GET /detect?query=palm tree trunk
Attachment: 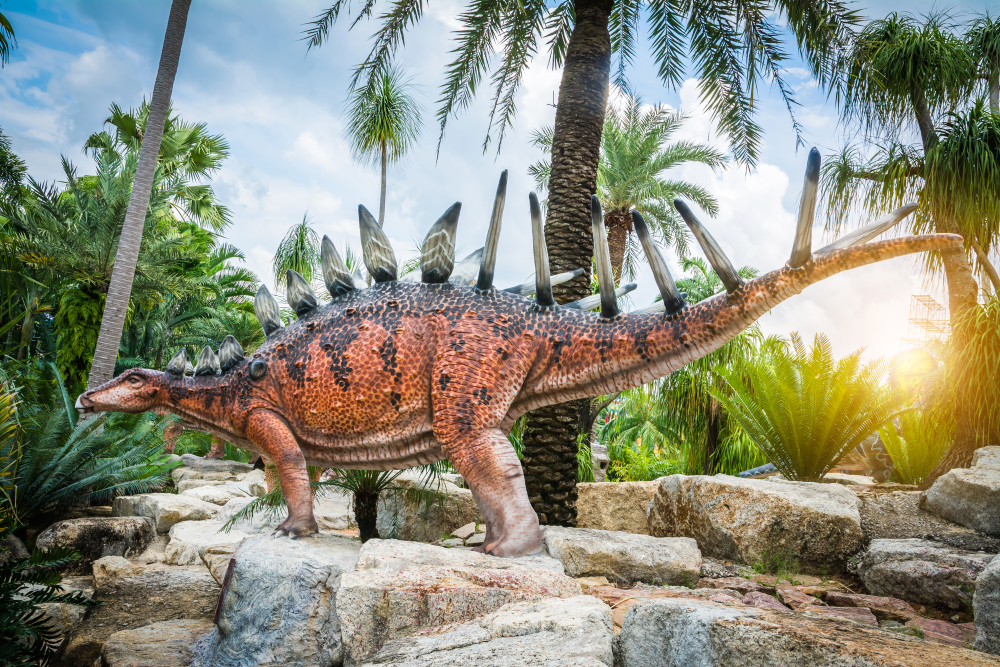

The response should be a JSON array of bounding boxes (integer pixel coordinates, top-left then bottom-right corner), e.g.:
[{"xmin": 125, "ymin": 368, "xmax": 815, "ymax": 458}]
[
  {"xmin": 605, "ymin": 208, "xmax": 631, "ymax": 283},
  {"xmin": 520, "ymin": 0, "xmax": 612, "ymax": 527},
  {"xmin": 703, "ymin": 402, "xmax": 720, "ymax": 476},
  {"xmin": 83, "ymin": 0, "xmax": 192, "ymax": 393},
  {"xmin": 990, "ymin": 77, "xmax": 999, "ymax": 114},
  {"xmin": 379, "ymin": 137, "xmax": 387, "ymax": 228},
  {"xmin": 354, "ymin": 490, "xmax": 380, "ymax": 542},
  {"xmin": 972, "ymin": 237, "xmax": 1000, "ymax": 293}
]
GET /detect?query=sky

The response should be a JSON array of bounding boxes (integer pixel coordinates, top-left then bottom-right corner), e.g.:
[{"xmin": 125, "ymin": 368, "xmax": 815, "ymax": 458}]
[{"xmin": 0, "ymin": 0, "xmax": 994, "ymax": 362}]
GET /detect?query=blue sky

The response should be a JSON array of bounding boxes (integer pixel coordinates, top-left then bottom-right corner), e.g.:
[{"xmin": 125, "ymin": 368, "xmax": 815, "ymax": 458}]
[{"xmin": 1, "ymin": 0, "xmax": 993, "ymax": 361}]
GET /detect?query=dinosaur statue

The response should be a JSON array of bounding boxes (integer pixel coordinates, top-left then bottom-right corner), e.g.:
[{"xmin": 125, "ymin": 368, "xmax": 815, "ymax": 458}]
[{"xmin": 76, "ymin": 150, "xmax": 961, "ymax": 557}]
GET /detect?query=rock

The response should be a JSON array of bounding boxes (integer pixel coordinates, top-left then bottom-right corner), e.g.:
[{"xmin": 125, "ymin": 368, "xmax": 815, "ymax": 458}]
[
  {"xmin": 439, "ymin": 472, "xmax": 465, "ymax": 488},
  {"xmin": 743, "ymin": 591, "xmax": 789, "ymax": 610},
  {"xmin": 823, "ymin": 473, "xmax": 877, "ymax": 486},
  {"xmin": 193, "ymin": 533, "xmax": 360, "ymax": 667},
  {"xmin": 172, "ymin": 469, "xmax": 239, "ymax": 484},
  {"xmin": 699, "ymin": 557, "xmax": 756, "ymax": 579},
  {"xmin": 364, "ymin": 595, "xmax": 614, "ymax": 666},
  {"xmin": 857, "ymin": 490, "xmax": 1000, "ymax": 553},
  {"xmin": 451, "ymin": 522, "xmax": 478, "ymax": 540},
  {"xmin": 776, "ymin": 586, "xmax": 825, "ymax": 610},
  {"xmin": 215, "ymin": 489, "xmax": 355, "ymax": 534},
  {"xmin": 647, "ymin": 474, "xmax": 864, "ymax": 570},
  {"xmin": 825, "ymin": 592, "xmax": 919, "ymax": 622},
  {"xmin": 542, "ymin": 526, "xmax": 701, "ymax": 586},
  {"xmin": 35, "ymin": 517, "xmax": 155, "ymax": 574},
  {"xmin": 33, "ymin": 575, "xmax": 93, "ymax": 639},
  {"xmin": 616, "ymin": 597, "xmax": 999, "ymax": 666},
  {"xmin": 466, "ymin": 532, "xmax": 485, "ymax": 547},
  {"xmin": 113, "ymin": 493, "xmax": 220, "ymax": 533},
  {"xmin": 239, "ymin": 469, "xmax": 267, "ymax": 496},
  {"xmin": 56, "ymin": 564, "xmax": 219, "ymax": 667},
  {"xmin": 102, "ymin": 618, "xmax": 215, "ymax": 667},
  {"xmin": 337, "ymin": 539, "xmax": 582, "ymax": 665},
  {"xmin": 200, "ymin": 545, "xmax": 235, "ymax": 586},
  {"xmin": 164, "ymin": 520, "xmax": 252, "ymax": 565},
  {"xmin": 850, "ymin": 539, "xmax": 996, "ymax": 610},
  {"xmin": 591, "ymin": 442, "xmax": 610, "ymax": 483},
  {"xmin": 0, "ymin": 533, "xmax": 30, "ymax": 564},
  {"xmin": 92, "ymin": 556, "xmax": 138, "ymax": 587},
  {"xmin": 178, "ymin": 453, "xmax": 253, "ymax": 474},
  {"xmin": 905, "ymin": 617, "xmax": 977, "ymax": 648},
  {"xmin": 697, "ymin": 577, "xmax": 775, "ymax": 596},
  {"xmin": 576, "ymin": 480, "xmax": 658, "ymax": 535},
  {"xmin": 181, "ymin": 481, "xmax": 255, "ymax": 506},
  {"xmin": 804, "ymin": 606, "xmax": 878, "ymax": 626},
  {"xmin": 375, "ymin": 473, "xmax": 482, "ymax": 543},
  {"xmin": 176, "ymin": 478, "xmax": 227, "ymax": 493},
  {"xmin": 585, "ymin": 584, "xmax": 744, "ymax": 629},
  {"xmin": 922, "ymin": 447, "xmax": 1000, "ymax": 537},
  {"xmin": 975, "ymin": 554, "xmax": 1000, "ymax": 655}
]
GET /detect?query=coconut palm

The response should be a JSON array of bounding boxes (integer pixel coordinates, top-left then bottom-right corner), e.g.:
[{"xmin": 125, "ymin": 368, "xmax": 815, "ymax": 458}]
[
  {"xmin": 968, "ymin": 14, "xmax": 1000, "ymax": 112},
  {"xmin": 530, "ymin": 96, "xmax": 726, "ymax": 281},
  {"xmin": 346, "ymin": 65, "xmax": 422, "ymax": 227},
  {"xmin": 86, "ymin": 0, "xmax": 192, "ymax": 393}
]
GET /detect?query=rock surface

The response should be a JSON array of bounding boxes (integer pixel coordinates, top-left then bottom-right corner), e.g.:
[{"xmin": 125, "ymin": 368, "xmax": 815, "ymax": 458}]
[
  {"xmin": 542, "ymin": 526, "xmax": 701, "ymax": 585},
  {"xmin": 35, "ymin": 517, "xmax": 154, "ymax": 574},
  {"xmin": 194, "ymin": 534, "xmax": 361, "ymax": 667},
  {"xmin": 113, "ymin": 493, "xmax": 220, "ymax": 533},
  {"xmin": 216, "ymin": 489, "xmax": 355, "ymax": 533},
  {"xmin": 375, "ymin": 473, "xmax": 482, "ymax": 543},
  {"xmin": 850, "ymin": 539, "xmax": 996, "ymax": 610},
  {"xmin": 616, "ymin": 597, "xmax": 1000, "ymax": 666},
  {"xmin": 178, "ymin": 453, "xmax": 253, "ymax": 473},
  {"xmin": 583, "ymin": 584, "xmax": 744, "ymax": 629},
  {"xmin": 906, "ymin": 617, "xmax": 977, "ymax": 649},
  {"xmin": 825, "ymin": 592, "xmax": 919, "ymax": 622},
  {"xmin": 337, "ymin": 539, "xmax": 581, "ymax": 665},
  {"xmin": 181, "ymin": 481, "xmax": 255, "ymax": 506},
  {"xmin": 922, "ymin": 446, "xmax": 1000, "ymax": 537},
  {"xmin": 822, "ymin": 473, "xmax": 877, "ymax": 486},
  {"xmin": 975, "ymin": 554, "xmax": 1000, "ymax": 655},
  {"xmin": 647, "ymin": 474, "xmax": 864, "ymax": 570},
  {"xmin": 0, "ymin": 533, "xmax": 29, "ymax": 564},
  {"xmin": 164, "ymin": 520, "xmax": 252, "ymax": 565},
  {"xmin": 364, "ymin": 596, "xmax": 614, "ymax": 666},
  {"xmin": 804, "ymin": 606, "xmax": 878, "ymax": 626},
  {"xmin": 102, "ymin": 619, "xmax": 215, "ymax": 667},
  {"xmin": 856, "ymin": 490, "xmax": 1000, "ymax": 553},
  {"xmin": 575, "ymin": 481, "xmax": 658, "ymax": 535},
  {"xmin": 33, "ymin": 575, "xmax": 93, "ymax": 640}
]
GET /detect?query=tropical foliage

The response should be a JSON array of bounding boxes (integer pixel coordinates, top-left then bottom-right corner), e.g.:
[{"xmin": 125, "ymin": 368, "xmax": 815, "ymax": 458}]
[{"xmin": 879, "ymin": 409, "xmax": 953, "ymax": 485}]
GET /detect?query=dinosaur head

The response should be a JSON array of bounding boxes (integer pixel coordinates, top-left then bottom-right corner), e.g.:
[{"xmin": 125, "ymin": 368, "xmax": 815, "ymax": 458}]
[{"xmin": 76, "ymin": 367, "xmax": 169, "ymax": 414}]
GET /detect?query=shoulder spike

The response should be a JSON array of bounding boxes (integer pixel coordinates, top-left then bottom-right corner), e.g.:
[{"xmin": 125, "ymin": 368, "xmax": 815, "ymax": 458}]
[
  {"xmin": 529, "ymin": 193, "xmax": 554, "ymax": 308},
  {"xmin": 633, "ymin": 291, "xmax": 688, "ymax": 316},
  {"xmin": 815, "ymin": 204, "xmax": 918, "ymax": 255},
  {"xmin": 789, "ymin": 148, "xmax": 820, "ymax": 268},
  {"xmin": 590, "ymin": 196, "xmax": 618, "ymax": 318},
  {"xmin": 165, "ymin": 348, "xmax": 189, "ymax": 376},
  {"xmin": 449, "ymin": 248, "xmax": 484, "ymax": 286},
  {"xmin": 477, "ymin": 170, "xmax": 508, "ymax": 290},
  {"xmin": 218, "ymin": 335, "xmax": 244, "ymax": 372},
  {"xmin": 286, "ymin": 269, "xmax": 319, "ymax": 317},
  {"xmin": 421, "ymin": 203, "xmax": 461, "ymax": 283},
  {"xmin": 195, "ymin": 345, "xmax": 220, "ymax": 377},
  {"xmin": 321, "ymin": 236, "xmax": 356, "ymax": 298},
  {"xmin": 254, "ymin": 285, "xmax": 284, "ymax": 337},
  {"xmin": 503, "ymin": 268, "xmax": 585, "ymax": 296},
  {"xmin": 564, "ymin": 283, "xmax": 637, "ymax": 311},
  {"xmin": 184, "ymin": 361, "xmax": 195, "ymax": 377},
  {"xmin": 359, "ymin": 205, "xmax": 397, "ymax": 282},
  {"xmin": 674, "ymin": 199, "xmax": 743, "ymax": 294},
  {"xmin": 633, "ymin": 210, "xmax": 685, "ymax": 316}
]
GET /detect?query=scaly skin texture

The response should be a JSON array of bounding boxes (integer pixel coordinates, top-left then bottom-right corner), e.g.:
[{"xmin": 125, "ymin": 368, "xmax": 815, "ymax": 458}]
[{"xmin": 78, "ymin": 233, "xmax": 961, "ymax": 556}]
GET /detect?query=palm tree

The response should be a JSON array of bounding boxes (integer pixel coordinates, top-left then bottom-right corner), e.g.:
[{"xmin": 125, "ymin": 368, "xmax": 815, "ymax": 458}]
[
  {"xmin": 530, "ymin": 96, "xmax": 726, "ymax": 281},
  {"xmin": 968, "ymin": 14, "xmax": 1000, "ymax": 112},
  {"xmin": 0, "ymin": 10, "xmax": 15, "ymax": 67},
  {"xmin": 86, "ymin": 0, "xmax": 192, "ymax": 393},
  {"xmin": 713, "ymin": 333, "xmax": 903, "ymax": 482},
  {"xmin": 346, "ymin": 65, "xmax": 422, "ymax": 227},
  {"xmin": 272, "ymin": 215, "xmax": 321, "ymax": 286},
  {"xmin": 822, "ymin": 12, "xmax": 1000, "ymax": 481}
]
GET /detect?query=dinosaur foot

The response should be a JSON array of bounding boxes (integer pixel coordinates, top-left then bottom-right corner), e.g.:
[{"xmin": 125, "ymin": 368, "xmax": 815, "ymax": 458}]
[
  {"xmin": 273, "ymin": 515, "xmax": 318, "ymax": 539},
  {"xmin": 482, "ymin": 523, "xmax": 544, "ymax": 558}
]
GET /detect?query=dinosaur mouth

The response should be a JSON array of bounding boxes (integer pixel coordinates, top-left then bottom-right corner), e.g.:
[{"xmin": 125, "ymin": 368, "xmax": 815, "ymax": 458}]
[{"xmin": 75, "ymin": 394, "xmax": 96, "ymax": 414}]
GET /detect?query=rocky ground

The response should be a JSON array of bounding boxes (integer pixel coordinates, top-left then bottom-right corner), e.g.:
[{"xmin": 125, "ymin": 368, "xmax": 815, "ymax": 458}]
[{"xmin": 16, "ymin": 447, "xmax": 1000, "ymax": 666}]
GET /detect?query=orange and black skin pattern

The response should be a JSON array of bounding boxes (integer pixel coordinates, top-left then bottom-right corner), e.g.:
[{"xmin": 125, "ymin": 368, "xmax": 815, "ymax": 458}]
[{"xmin": 78, "ymin": 233, "xmax": 961, "ymax": 556}]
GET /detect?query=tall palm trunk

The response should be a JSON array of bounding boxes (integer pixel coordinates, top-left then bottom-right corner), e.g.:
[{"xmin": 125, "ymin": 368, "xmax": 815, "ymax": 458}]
[
  {"xmin": 379, "ymin": 137, "xmax": 388, "ymax": 227},
  {"xmin": 84, "ymin": 0, "xmax": 192, "ymax": 393},
  {"xmin": 605, "ymin": 207, "xmax": 631, "ymax": 283},
  {"xmin": 520, "ymin": 0, "xmax": 612, "ymax": 527}
]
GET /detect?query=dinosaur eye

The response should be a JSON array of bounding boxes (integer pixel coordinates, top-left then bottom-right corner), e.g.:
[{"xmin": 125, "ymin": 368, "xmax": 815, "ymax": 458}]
[{"xmin": 128, "ymin": 376, "xmax": 142, "ymax": 385}]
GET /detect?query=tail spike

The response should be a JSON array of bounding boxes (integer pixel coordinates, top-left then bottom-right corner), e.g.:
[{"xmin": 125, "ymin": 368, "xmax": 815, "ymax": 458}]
[
  {"xmin": 421, "ymin": 203, "xmax": 461, "ymax": 283},
  {"xmin": 254, "ymin": 285, "xmax": 284, "ymax": 338},
  {"xmin": 477, "ymin": 170, "xmax": 508, "ymax": 290},
  {"xmin": 674, "ymin": 199, "xmax": 744, "ymax": 294},
  {"xmin": 815, "ymin": 204, "xmax": 918, "ymax": 255},
  {"xmin": 218, "ymin": 335, "xmax": 244, "ymax": 372},
  {"xmin": 165, "ymin": 348, "xmax": 189, "ymax": 376},
  {"xmin": 503, "ymin": 268, "xmax": 585, "ymax": 297},
  {"xmin": 590, "ymin": 196, "xmax": 618, "ymax": 318},
  {"xmin": 286, "ymin": 269, "xmax": 319, "ymax": 317},
  {"xmin": 359, "ymin": 205, "xmax": 397, "ymax": 282},
  {"xmin": 564, "ymin": 283, "xmax": 637, "ymax": 311},
  {"xmin": 194, "ymin": 345, "xmax": 220, "ymax": 377},
  {"xmin": 321, "ymin": 236, "xmax": 356, "ymax": 298},
  {"xmin": 529, "ymin": 193, "xmax": 554, "ymax": 308},
  {"xmin": 789, "ymin": 148, "xmax": 821, "ymax": 268},
  {"xmin": 633, "ymin": 210, "xmax": 685, "ymax": 316}
]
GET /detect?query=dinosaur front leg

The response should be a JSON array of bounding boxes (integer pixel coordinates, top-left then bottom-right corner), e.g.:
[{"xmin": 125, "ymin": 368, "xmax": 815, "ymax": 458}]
[
  {"xmin": 246, "ymin": 410, "xmax": 318, "ymax": 538},
  {"xmin": 445, "ymin": 428, "xmax": 542, "ymax": 557}
]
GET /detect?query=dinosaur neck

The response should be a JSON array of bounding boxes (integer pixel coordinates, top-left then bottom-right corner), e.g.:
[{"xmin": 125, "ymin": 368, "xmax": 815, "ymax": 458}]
[
  {"xmin": 514, "ymin": 235, "xmax": 958, "ymax": 417},
  {"xmin": 155, "ymin": 376, "xmax": 237, "ymax": 436}
]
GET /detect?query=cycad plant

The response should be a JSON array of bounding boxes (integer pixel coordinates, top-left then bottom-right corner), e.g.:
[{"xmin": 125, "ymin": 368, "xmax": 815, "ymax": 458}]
[
  {"xmin": 879, "ymin": 409, "xmax": 953, "ymax": 485},
  {"xmin": 713, "ymin": 333, "xmax": 903, "ymax": 482}
]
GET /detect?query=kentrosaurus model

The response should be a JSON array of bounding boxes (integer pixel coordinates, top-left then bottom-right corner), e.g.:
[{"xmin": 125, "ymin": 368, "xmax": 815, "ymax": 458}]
[{"xmin": 77, "ymin": 151, "xmax": 960, "ymax": 556}]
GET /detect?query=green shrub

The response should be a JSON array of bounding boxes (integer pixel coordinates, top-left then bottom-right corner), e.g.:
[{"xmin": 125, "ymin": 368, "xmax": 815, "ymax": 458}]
[{"xmin": 879, "ymin": 409, "xmax": 953, "ymax": 485}]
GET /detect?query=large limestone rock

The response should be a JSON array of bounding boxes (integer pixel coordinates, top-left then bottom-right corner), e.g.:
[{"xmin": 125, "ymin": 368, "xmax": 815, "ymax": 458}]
[
  {"xmin": 178, "ymin": 453, "xmax": 253, "ymax": 474},
  {"xmin": 975, "ymin": 554, "xmax": 1000, "ymax": 655},
  {"xmin": 364, "ymin": 596, "xmax": 614, "ymax": 666},
  {"xmin": 164, "ymin": 520, "xmax": 252, "ymax": 565},
  {"xmin": 194, "ymin": 533, "xmax": 361, "ymax": 667},
  {"xmin": 337, "ymin": 539, "xmax": 581, "ymax": 665},
  {"xmin": 35, "ymin": 517, "xmax": 155, "ymax": 574},
  {"xmin": 616, "ymin": 597, "xmax": 1000, "ymax": 666},
  {"xmin": 375, "ymin": 473, "xmax": 482, "ymax": 543},
  {"xmin": 542, "ymin": 526, "xmax": 701, "ymax": 586},
  {"xmin": 181, "ymin": 480, "xmax": 257, "ymax": 506},
  {"xmin": 102, "ymin": 619, "xmax": 215, "ymax": 667},
  {"xmin": 575, "ymin": 481, "xmax": 658, "ymax": 535},
  {"xmin": 31, "ymin": 575, "xmax": 94, "ymax": 642},
  {"xmin": 56, "ymin": 563, "xmax": 219, "ymax": 667},
  {"xmin": 113, "ymin": 493, "xmax": 220, "ymax": 533},
  {"xmin": 857, "ymin": 490, "xmax": 1000, "ymax": 553},
  {"xmin": 216, "ymin": 489, "xmax": 355, "ymax": 534},
  {"xmin": 647, "ymin": 474, "xmax": 864, "ymax": 570},
  {"xmin": 850, "ymin": 539, "xmax": 996, "ymax": 610},
  {"xmin": 922, "ymin": 446, "xmax": 1000, "ymax": 537},
  {"xmin": 0, "ymin": 533, "xmax": 29, "ymax": 564}
]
